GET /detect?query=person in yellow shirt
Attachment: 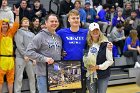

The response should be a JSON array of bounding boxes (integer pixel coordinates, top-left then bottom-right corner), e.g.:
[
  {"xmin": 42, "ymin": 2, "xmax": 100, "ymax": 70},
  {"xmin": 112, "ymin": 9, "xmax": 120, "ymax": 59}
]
[{"xmin": 0, "ymin": 7, "xmax": 19, "ymax": 93}]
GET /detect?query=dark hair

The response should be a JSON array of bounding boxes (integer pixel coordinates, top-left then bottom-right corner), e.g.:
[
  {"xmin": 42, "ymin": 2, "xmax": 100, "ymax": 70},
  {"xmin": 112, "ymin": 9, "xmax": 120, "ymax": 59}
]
[
  {"xmin": 45, "ymin": 14, "xmax": 59, "ymax": 21},
  {"xmin": 103, "ymin": 4, "xmax": 110, "ymax": 9},
  {"xmin": 33, "ymin": 0, "xmax": 40, "ymax": 3},
  {"xmin": 20, "ymin": 0, "xmax": 27, "ymax": 3},
  {"xmin": 74, "ymin": 0, "xmax": 81, "ymax": 5},
  {"xmin": 32, "ymin": 17, "xmax": 40, "ymax": 22},
  {"xmin": 116, "ymin": 23, "xmax": 123, "ymax": 28},
  {"xmin": 131, "ymin": 10, "xmax": 137, "ymax": 13},
  {"xmin": 110, "ymin": 4, "xmax": 116, "ymax": 10}
]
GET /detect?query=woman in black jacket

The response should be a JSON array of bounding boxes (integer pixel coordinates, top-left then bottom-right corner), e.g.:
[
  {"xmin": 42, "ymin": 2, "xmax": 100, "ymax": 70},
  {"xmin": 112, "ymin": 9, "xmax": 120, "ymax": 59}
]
[{"xmin": 84, "ymin": 22, "xmax": 114, "ymax": 93}]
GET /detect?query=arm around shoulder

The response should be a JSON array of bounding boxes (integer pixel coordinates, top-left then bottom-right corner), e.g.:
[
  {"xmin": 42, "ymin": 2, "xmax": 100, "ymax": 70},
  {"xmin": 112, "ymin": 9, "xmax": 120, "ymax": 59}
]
[{"xmin": 99, "ymin": 44, "xmax": 114, "ymax": 70}]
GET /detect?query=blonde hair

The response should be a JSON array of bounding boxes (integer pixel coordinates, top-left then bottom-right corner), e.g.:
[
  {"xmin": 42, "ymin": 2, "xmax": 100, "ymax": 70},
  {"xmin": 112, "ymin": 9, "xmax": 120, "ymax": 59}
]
[
  {"xmin": 87, "ymin": 30, "xmax": 108, "ymax": 47},
  {"xmin": 67, "ymin": 9, "xmax": 79, "ymax": 18},
  {"xmin": 129, "ymin": 29, "xmax": 138, "ymax": 44},
  {"xmin": 21, "ymin": 17, "xmax": 29, "ymax": 24}
]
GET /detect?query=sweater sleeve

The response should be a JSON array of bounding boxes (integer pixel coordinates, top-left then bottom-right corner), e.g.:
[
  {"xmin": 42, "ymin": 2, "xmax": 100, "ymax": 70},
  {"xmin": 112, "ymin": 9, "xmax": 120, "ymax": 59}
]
[
  {"xmin": 9, "ymin": 11, "xmax": 14, "ymax": 27},
  {"xmin": 14, "ymin": 30, "xmax": 26, "ymax": 56},
  {"xmin": 98, "ymin": 10, "xmax": 109, "ymax": 23},
  {"xmin": 112, "ymin": 17, "xmax": 117, "ymax": 26},
  {"xmin": 9, "ymin": 22, "xmax": 19, "ymax": 37},
  {"xmin": 99, "ymin": 46, "xmax": 114, "ymax": 70},
  {"xmin": 25, "ymin": 35, "xmax": 46, "ymax": 62},
  {"xmin": 82, "ymin": 10, "xmax": 87, "ymax": 23},
  {"xmin": 112, "ymin": 32, "xmax": 121, "ymax": 41},
  {"xmin": 41, "ymin": 8, "xmax": 47, "ymax": 17}
]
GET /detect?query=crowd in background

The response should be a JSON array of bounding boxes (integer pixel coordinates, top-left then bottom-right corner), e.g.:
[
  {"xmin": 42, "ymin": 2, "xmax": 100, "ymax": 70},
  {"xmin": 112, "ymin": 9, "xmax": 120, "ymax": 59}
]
[
  {"xmin": 59, "ymin": 0, "xmax": 140, "ymax": 68},
  {"xmin": 0, "ymin": 0, "xmax": 140, "ymax": 93}
]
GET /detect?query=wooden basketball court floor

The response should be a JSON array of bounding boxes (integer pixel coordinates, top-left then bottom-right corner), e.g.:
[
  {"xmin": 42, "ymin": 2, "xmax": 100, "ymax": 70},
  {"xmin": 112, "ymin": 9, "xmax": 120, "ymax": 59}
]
[
  {"xmin": 21, "ymin": 84, "xmax": 140, "ymax": 93},
  {"xmin": 107, "ymin": 84, "xmax": 140, "ymax": 93}
]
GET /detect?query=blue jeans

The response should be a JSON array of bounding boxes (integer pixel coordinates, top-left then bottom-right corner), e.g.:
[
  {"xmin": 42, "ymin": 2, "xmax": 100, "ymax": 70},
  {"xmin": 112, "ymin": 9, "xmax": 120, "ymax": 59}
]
[
  {"xmin": 37, "ymin": 76, "xmax": 47, "ymax": 93},
  {"xmin": 87, "ymin": 76, "xmax": 109, "ymax": 93},
  {"xmin": 37, "ymin": 76, "xmax": 58, "ymax": 93}
]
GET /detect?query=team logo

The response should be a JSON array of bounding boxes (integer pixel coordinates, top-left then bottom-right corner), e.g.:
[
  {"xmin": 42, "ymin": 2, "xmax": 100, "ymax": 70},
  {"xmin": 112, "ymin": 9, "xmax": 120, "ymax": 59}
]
[{"xmin": 90, "ymin": 47, "xmax": 97, "ymax": 54}]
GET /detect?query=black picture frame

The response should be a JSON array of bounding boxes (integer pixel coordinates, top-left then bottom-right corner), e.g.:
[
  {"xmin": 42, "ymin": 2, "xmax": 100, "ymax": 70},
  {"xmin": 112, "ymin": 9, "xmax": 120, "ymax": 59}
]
[{"xmin": 46, "ymin": 60, "xmax": 82, "ymax": 91}]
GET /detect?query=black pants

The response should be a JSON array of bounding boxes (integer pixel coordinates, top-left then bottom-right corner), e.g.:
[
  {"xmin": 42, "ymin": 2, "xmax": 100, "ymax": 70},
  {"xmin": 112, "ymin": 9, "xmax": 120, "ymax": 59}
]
[
  {"xmin": 123, "ymin": 50, "xmax": 138, "ymax": 62},
  {"xmin": 113, "ymin": 40, "xmax": 125, "ymax": 55}
]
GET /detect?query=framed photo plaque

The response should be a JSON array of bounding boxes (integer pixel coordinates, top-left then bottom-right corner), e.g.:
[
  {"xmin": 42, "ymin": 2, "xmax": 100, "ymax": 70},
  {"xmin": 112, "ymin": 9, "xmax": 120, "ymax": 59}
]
[{"xmin": 47, "ymin": 60, "xmax": 82, "ymax": 91}]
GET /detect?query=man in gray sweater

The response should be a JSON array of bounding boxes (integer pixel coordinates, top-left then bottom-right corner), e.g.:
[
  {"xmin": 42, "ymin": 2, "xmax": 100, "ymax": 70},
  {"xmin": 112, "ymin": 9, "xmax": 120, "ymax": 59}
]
[
  {"xmin": 26, "ymin": 14, "xmax": 62, "ymax": 93},
  {"xmin": 14, "ymin": 17, "xmax": 36, "ymax": 93}
]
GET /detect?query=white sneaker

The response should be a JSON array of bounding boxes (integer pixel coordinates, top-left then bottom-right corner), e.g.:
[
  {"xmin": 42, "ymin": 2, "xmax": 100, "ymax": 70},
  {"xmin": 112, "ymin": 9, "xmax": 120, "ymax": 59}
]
[{"xmin": 134, "ymin": 62, "xmax": 140, "ymax": 68}]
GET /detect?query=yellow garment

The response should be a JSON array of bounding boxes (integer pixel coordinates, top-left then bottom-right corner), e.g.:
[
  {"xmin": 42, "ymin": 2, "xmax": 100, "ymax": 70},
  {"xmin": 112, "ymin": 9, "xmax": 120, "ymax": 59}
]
[
  {"xmin": 0, "ymin": 20, "xmax": 19, "ymax": 71},
  {"xmin": 0, "ymin": 37, "xmax": 14, "ymax": 70},
  {"xmin": 2, "ymin": 18, "xmax": 10, "ymax": 23}
]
